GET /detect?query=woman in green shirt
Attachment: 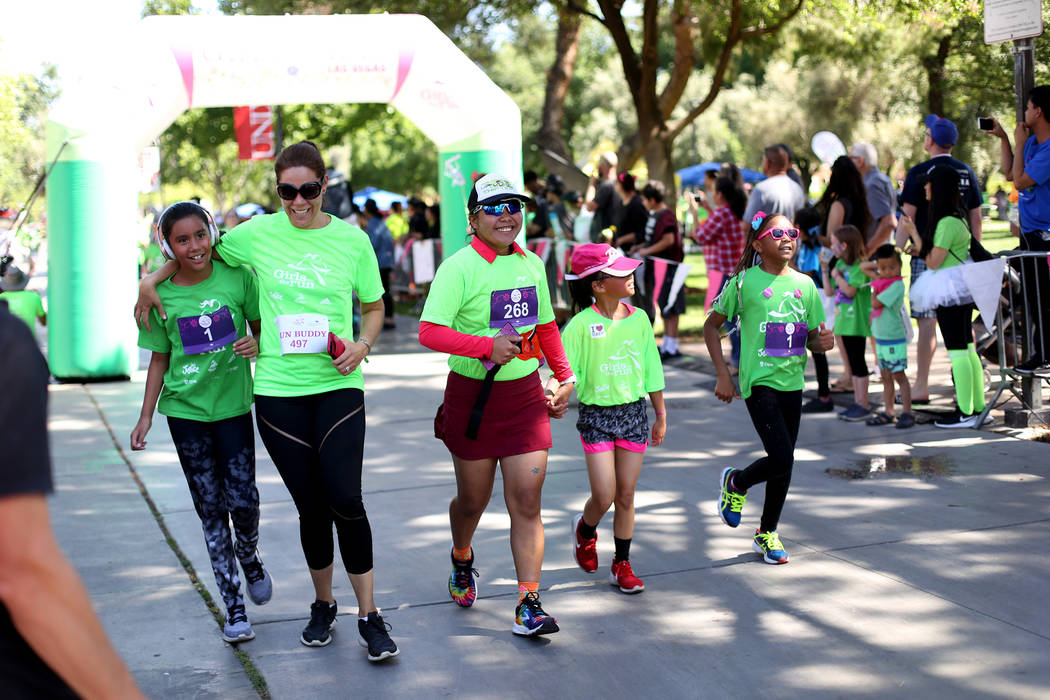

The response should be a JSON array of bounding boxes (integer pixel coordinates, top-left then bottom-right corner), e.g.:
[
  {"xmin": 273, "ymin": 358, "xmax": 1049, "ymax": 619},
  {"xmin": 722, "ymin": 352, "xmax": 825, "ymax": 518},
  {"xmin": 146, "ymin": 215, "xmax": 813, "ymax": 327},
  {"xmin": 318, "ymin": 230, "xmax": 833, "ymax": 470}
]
[{"xmin": 902, "ymin": 165, "xmax": 986, "ymax": 428}]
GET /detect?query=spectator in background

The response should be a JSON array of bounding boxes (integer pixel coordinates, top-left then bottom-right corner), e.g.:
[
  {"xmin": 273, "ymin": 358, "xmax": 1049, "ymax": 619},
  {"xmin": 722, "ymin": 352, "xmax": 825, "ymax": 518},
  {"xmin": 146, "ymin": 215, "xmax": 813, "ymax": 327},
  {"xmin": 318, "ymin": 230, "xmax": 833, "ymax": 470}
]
[
  {"xmin": 0, "ymin": 307, "xmax": 146, "ymax": 699},
  {"xmin": 361, "ymin": 199, "xmax": 397, "ymax": 330},
  {"xmin": 744, "ymin": 146, "xmax": 807, "ymax": 224},
  {"xmin": 775, "ymin": 143, "xmax": 805, "ymax": 190},
  {"xmin": 612, "ymin": 172, "xmax": 649, "ymax": 251},
  {"xmin": 546, "ymin": 175, "xmax": 575, "ymax": 238},
  {"xmin": 688, "ymin": 177, "xmax": 748, "ymax": 313},
  {"xmin": 0, "ymin": 265, "xmax": 46, "ymax": 335},
  {"xmin": 408, "ymin": 198, "xmax": 429, "ymax": 240},
  {"xmin": 585, "ymin": 151, "xmax": 621, "ymax": 242},
  {"xmin": 426, "ymin": 203, "xmax": 441, "ymax": 241},
  {"xmin": 632, "ymin": 182, "xmax": 685, "ymax": 359},
  {"xmin": 524, "ymin": 171, "xmax": 551, "ymax": 240},
  {"xmin": 987, "ymin": 86, "xmax": 1050, "ymax": 375},
  {"xmin": 895, "ymin": 114, "xmax": 983, "ymax": 402},
  {"xmin": 850, "ymin": 142, "xmax": 899, "ymax": 256},
  {"xmin": 386, "ymin": 200, "xmax": 408, "ymax": 242}
]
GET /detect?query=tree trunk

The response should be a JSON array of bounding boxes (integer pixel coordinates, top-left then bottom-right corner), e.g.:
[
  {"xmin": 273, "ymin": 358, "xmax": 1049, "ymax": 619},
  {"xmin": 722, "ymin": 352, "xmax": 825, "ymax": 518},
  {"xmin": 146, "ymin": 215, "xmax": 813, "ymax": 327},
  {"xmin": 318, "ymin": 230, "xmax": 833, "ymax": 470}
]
[
  {"xmin": 535, "ymin": 8, "xmax": 587, "ymax": 191},
  {"xmin": 923, "ymin": 34, "xmax": 951, "ymax": 116}
]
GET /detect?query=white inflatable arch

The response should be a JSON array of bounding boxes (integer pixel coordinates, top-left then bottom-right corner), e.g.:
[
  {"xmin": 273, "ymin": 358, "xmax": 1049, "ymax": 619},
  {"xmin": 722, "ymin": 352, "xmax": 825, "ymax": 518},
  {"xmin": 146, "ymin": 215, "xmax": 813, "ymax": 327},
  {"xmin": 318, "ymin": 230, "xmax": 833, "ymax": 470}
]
[{"xmin": 45, "ymin": 13, "xmax": 522, "ymax": 378}]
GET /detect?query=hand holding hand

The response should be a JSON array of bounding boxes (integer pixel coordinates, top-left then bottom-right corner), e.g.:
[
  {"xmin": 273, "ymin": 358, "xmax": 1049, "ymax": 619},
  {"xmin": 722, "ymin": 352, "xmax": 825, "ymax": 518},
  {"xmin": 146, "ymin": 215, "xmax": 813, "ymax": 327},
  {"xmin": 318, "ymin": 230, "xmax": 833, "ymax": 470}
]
[{"xmin": 546, "ymin": 382, "xmax": 573, "ymax": 419}]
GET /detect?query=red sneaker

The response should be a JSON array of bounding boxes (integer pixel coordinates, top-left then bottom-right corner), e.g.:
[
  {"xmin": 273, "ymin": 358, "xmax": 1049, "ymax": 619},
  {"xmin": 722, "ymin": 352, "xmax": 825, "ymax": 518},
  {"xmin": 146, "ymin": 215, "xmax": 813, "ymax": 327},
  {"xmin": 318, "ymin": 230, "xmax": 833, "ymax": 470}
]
[
  {"xmin": 609, "ymin": 559, "xmax": 645, "ymax": 593},
  {"xmin": 572, "ymin": 514, "xmax": 598, "ymax": 573}
]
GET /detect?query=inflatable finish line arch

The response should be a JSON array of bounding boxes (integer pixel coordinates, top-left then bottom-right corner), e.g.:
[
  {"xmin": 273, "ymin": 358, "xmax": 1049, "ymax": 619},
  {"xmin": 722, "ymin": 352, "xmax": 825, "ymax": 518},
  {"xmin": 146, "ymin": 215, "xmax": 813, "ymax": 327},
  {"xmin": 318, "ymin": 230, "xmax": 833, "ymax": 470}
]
[{"xmin": 45, "ymin": 14, "xmax": 522, "ymax": 379}]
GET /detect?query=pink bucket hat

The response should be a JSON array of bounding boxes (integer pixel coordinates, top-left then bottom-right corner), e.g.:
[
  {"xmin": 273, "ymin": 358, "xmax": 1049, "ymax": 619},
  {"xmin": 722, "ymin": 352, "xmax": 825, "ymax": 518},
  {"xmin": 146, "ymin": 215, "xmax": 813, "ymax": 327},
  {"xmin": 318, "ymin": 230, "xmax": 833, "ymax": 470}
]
[{"xmin": 565, "ymin": 243, "xmax": 642, "ymax": 280}]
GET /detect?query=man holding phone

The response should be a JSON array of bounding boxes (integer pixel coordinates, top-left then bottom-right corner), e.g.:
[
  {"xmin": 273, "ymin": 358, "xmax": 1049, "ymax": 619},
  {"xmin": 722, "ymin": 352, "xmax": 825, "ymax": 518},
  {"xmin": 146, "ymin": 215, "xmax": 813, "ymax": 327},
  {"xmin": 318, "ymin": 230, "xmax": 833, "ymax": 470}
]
[{"xmin": 985, "ymin": 86, "xmax": 1050, "ymax": 376}]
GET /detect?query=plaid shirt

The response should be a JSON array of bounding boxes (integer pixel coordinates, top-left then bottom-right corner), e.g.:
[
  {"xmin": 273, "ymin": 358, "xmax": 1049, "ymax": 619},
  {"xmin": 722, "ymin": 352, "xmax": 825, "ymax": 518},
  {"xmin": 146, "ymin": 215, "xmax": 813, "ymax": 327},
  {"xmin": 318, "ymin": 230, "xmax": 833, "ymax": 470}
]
[{"xmin": 694, "ymin": 205, "xmax": 746, "ymax": 274}]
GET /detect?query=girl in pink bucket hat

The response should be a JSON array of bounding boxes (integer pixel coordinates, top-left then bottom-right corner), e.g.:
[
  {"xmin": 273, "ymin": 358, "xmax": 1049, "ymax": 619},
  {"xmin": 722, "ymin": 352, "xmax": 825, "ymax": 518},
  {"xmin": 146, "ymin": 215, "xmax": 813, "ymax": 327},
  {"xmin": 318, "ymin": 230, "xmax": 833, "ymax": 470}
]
[{"xmin": 562, "ymin": 243, "xmax": 667, "ymax": 593}]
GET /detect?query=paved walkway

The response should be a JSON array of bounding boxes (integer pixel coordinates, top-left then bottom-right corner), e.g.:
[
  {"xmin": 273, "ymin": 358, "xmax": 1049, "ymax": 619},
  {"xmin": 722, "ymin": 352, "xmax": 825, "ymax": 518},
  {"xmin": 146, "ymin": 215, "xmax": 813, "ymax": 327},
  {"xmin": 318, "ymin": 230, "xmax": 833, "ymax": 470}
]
[{"xmin": 43, "ymin": 314, "xmax": 1050, "ymax": 699}]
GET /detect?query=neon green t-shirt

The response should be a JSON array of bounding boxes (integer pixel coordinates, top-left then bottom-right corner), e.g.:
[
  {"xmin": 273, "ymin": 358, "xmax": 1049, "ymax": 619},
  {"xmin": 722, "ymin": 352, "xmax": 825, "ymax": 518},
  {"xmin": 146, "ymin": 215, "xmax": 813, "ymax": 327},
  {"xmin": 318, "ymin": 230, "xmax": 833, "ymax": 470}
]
[
  {"xmin": 217, "ymin": 212, "xmax": 384, "ymax": 397},
  {"xmin": 386, "ymin": 212, "xmax": 408, "ymax": 241},
  {"xmin": 140, "ymin": 242, "xmax": 167, "ymax": 273},
  {"xmin": 833, "ymin": 259, "xmax": 872, "ymax": 337},
  {"xmin": 138, "ymin": 261, "xmax": 260, "ymax": 422},
  {"xmin": 713, "ymin": 266, "xmax": 825, "ymax": 399},
  {"xmin": 932, "ymin": 216, "xmax": 970, "ymax": 269},
  {"xmin": 421, "ymin": 241, "xmax": 555, "ymax": 381},
  {"xmin": 871, "ymin": 279, "xmax": 907, "ymax": 341},
  {"xmin": 561, "ymin": 305, "xmax": 664, "ymax": 406},
  {"xmin": 1, "ymin": 290, "xmax": 45, "ymax": 330}
]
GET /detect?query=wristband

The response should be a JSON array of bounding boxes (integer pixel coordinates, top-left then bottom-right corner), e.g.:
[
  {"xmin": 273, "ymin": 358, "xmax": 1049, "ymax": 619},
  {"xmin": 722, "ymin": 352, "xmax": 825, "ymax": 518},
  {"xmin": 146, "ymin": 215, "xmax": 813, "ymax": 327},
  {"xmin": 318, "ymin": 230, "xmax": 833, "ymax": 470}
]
[
  {"xmin": 559, "ymin": 374, "xmax": 577, "ymax": 386},
  {"xmin": 359, "ymin": 338, "xmax": 373, "ymax": 353},
  {"xmin": 655, "ymin": 410, "xmax": 666, "ymax": 416}
]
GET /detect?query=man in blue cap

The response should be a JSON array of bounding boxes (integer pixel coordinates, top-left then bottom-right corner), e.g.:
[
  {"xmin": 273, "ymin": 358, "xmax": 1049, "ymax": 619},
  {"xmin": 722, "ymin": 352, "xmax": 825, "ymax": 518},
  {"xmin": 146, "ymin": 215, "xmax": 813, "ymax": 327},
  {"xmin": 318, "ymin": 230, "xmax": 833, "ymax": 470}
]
[{"xmin": 894, "ymin": 114, "xmax": 983, "ymax": 403}]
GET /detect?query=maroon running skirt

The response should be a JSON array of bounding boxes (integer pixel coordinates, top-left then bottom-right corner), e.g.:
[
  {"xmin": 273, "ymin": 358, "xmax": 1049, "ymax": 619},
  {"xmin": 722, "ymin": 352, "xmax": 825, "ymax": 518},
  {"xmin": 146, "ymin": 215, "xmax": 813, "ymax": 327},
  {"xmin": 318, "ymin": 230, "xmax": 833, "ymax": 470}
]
[{"xmin": 434, "ymin": 370, "xmax": 552, "ymax": 460}]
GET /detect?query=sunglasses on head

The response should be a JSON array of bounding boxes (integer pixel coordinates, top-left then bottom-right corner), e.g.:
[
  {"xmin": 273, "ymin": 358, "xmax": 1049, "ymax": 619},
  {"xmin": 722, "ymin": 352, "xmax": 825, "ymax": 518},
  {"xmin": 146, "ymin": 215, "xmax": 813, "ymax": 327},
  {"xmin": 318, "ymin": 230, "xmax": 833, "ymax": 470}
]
[
  {"xmin": 276, "ymin": 181, "xmax": 323, "ymax": 201},
  {"xmin": 474, "ymin": 200, "xmax": 524, "ymax": 216}
]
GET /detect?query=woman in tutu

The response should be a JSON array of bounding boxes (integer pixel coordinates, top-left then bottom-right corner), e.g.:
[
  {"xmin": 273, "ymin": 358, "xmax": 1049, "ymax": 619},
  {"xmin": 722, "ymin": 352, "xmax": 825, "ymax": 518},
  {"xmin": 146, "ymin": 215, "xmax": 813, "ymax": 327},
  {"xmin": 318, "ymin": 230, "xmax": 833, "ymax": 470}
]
[{"xmin": 900, "ymin": 165, "xmax": 986, "ymax": 428}]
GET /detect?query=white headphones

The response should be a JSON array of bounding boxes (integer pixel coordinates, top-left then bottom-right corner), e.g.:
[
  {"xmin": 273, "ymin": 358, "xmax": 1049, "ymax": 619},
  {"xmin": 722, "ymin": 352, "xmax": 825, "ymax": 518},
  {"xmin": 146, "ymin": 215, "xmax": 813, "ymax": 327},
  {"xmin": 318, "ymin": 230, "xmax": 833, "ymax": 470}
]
[{"xmin": 157, "ymin": 201, "xmax": 221, "ymax": 260}]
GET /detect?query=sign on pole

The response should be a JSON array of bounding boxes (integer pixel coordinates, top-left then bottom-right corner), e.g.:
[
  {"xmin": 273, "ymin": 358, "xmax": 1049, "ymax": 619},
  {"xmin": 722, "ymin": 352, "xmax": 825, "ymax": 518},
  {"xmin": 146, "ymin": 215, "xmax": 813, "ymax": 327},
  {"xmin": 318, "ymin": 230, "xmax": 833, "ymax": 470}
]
[{"xmin": 984, "ymin": 0, "xmax": 1043, "ymax": 44}]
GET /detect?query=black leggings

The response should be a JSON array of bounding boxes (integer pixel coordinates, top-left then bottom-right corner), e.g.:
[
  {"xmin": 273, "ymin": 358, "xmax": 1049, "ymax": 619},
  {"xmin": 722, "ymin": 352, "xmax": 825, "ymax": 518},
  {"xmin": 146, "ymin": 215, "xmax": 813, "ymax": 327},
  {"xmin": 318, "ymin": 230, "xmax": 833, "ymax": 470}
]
[
  {"xmin": 255, "ymin": 389, "xmax": 373, "ymax": 574},
  {"xmin": 734, "ymin": 386, "xmax": 802, "ymax": 532},
  {"xmin": 935, "ymin": 303, "xmax": 973, "ymax": 351},
  {"xmin": 811, "ymin": 351, "xmax": 830, "ymax": 397},
  {"xmin": 379, "ymin": 267, "xmax": 394, "ymax": 322},
  {"xmin": 840, "ymin": 335, "xmax": 869, "ymax": 377}
]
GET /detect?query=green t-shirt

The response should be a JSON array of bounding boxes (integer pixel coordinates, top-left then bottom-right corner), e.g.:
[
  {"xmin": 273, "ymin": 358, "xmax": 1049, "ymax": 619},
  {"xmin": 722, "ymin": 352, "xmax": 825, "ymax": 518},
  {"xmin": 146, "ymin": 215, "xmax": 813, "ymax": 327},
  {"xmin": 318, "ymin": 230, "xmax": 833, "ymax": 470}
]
[
  {"xmin": 561, "ymin": 305, "xmax": 665, "ymax": 406},
  {"xmin": 218, "ymin": 212, "xmax": 385, "ymax": 397},
  {"xmin": 932, "ymin": 216, "xmax": 970, "ymax": 270},
  {"xmin": 833, "ymin": 259, "xmax": 872, "ymax": 337},
  {"xmin": 386, "ymin": 212, "xmax": 408, "ymax": 241},
  {"xmin": 870, "ymin": 279, "xmax": 907, "ymax": 341},
  {"xmin": 421, "ymin": 241, "xmax": 555, "ymax": 381},
  {"xmin": 713, "ymin": 266, "xmax": 825, "ymax": 399},
  {"xmin": 1, "ymin": 290, "xmax": 45, "ymax": 330},
  {"xmin": 140, "ymin": 242, "xmax": 167, "ymax": 273},
  {"xmin": 138, "ymin": 261, "xmax": 260, "ymax": 422}
]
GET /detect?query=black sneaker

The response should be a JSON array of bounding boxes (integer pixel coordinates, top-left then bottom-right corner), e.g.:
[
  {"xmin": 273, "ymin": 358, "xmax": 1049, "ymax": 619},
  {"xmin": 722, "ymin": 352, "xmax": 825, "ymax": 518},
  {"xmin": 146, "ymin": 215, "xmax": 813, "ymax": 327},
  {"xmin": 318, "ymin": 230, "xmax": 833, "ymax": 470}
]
[
  {"xmin": 801, "ymin": 396, "xmax": 834, "ymax": 413},
  {"xmin": 300, "ymin": 600, "xmax": 337, "ymax": 647},
  {"xmin": 1015, "ymin": 354, "xmax": 1045, "ymax": 375},
  {"xmin": 358, "ymin": 611, "xmax": 400, "ymax": 662},
  {"xmin": 934, "ymin": 412, "xmax": 979, "ymax": 429}
]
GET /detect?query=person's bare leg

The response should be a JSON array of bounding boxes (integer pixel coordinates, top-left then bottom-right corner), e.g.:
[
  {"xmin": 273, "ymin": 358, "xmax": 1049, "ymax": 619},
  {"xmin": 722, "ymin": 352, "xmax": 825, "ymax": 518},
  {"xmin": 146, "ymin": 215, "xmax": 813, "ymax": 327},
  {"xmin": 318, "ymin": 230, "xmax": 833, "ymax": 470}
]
[
  {"xmin": 835, "ymin": 335, "xmax": 853, "ymax": 387},
  {"xmin": 582, "ymin": 450, "xmax": 616, "ymax": 527},
  {"xmin": 449, "ymin": 456, "xmax": 498, "ymax": 551},
  {"xmin": 348, "ymin": 570, "xmax": 376, "ymax": 617},
  {"xmin": 913, "ymin": 317, "xmax": 937, "ymax": 400},
  {"xmin": 309, "ymin": 564, "xmax": 335, "ymax": 604},
  {"xmin": 499, "ymin": 450, "xmax": 549, "ymax": 582},
  {"xmin": 611, "ymin": 449, "xmax": 645, "ymax": 540}
]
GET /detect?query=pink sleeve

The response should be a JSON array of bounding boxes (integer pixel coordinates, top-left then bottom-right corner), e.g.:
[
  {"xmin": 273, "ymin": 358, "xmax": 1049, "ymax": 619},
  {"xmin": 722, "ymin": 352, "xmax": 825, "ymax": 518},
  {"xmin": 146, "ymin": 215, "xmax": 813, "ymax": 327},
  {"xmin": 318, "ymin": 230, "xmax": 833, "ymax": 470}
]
[
  {"xmin": 535, "ymin": 320, "xmax": 574, "ymax": 382},
  {"xmin": 418, "ymin": 321, "xmax": 494, "ymax": 359}
]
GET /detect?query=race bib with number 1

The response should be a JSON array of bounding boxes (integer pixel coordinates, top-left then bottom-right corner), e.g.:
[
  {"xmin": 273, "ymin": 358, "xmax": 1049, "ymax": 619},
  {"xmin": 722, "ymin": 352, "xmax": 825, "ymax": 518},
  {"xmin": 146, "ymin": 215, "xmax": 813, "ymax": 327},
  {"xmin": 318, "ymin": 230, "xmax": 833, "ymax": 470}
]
[{"xmin": 177, "ymin": 306, "xmax": 237, "ymax": 355}]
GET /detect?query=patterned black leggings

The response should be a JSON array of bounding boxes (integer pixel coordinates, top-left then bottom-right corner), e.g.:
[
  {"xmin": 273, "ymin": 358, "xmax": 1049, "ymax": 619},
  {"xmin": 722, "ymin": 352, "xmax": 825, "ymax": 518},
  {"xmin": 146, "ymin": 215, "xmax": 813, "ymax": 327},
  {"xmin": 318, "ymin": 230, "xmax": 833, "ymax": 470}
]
[{"xmin": 167, "ymin": 412, "xmax": 259, "ymax": 611}]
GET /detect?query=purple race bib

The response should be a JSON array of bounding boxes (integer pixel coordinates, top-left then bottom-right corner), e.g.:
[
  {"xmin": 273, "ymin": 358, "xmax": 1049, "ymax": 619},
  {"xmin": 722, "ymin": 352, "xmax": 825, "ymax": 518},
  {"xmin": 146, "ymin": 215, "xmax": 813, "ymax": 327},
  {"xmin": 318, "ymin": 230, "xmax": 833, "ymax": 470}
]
[
  {"xmin": 177, "ymin": 305, "xmax": 237, "ymax": 355},
  {"xmin": 764, "ymin": 321, "xmax": 808, "ymax": 357},
  {"xmin": 490, "ymin": 287, "xmax": 538, "ymax": 329}
]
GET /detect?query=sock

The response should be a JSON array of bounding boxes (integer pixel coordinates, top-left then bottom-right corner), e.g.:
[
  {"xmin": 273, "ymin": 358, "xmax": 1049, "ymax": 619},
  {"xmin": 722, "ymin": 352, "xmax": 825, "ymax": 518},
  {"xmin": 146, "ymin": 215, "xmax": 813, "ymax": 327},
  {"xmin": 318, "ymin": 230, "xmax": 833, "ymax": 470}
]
[
  {"xmin": 968, "ymin": 343, "xmax": 986, "ymax": 413},
  {"xmin": 948, "ymin": 348, "xmax": 974, "ymax": 415},
  {"xmin": 578, "ymin": 517, "xmax": 597, "ymax": 540},
  {"xmin": 517, "ymin": 581, "xmax": 538, "ymax": 603},
  {"xmin": 664, "ymin": 336, "xmax": 678, "ymax": 353},
  {"xmin": 452, "ymin": 545, "xmax": 472, "ymax": 563},
  {"xmin": 613, "ymin": 537, "xmax": 631, "ymax": 563}
]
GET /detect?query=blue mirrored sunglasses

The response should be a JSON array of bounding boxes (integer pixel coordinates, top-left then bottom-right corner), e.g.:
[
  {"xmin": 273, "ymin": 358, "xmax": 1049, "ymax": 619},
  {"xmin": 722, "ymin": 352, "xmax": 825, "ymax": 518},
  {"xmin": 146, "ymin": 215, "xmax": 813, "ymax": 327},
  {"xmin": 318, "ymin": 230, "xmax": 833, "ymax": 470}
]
[{"xmin": 474, "ymin": 200, "xmax": 524, "ymax": 216}]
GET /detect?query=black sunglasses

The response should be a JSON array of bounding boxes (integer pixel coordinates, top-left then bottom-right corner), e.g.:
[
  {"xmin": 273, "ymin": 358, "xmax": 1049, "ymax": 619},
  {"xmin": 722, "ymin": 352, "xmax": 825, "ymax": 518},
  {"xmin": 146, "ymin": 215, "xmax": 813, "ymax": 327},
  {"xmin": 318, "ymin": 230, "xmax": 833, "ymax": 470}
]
[{"xmin": 276, "ymin": 181, "xmax": 323, "ymax": 201}]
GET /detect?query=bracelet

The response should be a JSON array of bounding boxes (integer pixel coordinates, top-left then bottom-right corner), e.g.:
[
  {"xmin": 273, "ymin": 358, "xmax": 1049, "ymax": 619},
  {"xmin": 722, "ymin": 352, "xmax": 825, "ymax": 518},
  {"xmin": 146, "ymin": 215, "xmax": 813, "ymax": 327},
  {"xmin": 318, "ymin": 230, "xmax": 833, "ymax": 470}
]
[
  {"xmin": 359, "ymin": 338, "xmax": 373, "ymax": 352},
  {"xmin": 655, "ymin": 410, "xmax": 666, "ymax": 416}
]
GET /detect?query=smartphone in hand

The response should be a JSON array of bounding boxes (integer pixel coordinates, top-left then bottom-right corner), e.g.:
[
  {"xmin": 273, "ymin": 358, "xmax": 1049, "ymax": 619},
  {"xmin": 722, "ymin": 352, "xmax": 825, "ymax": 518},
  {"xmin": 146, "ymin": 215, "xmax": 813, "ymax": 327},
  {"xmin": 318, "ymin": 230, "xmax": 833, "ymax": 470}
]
[{"xmin": 978, "ymin": 116, "xmax": 994, "ymax": 131}]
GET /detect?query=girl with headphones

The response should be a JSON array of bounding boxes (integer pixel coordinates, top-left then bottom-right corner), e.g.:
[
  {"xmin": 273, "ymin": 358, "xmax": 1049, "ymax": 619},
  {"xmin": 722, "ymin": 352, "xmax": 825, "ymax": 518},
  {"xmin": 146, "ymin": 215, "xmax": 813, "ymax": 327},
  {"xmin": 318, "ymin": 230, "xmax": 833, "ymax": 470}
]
[{"xmin": 130, "ymin": 200, "xmax": 273, "ymax": 644}]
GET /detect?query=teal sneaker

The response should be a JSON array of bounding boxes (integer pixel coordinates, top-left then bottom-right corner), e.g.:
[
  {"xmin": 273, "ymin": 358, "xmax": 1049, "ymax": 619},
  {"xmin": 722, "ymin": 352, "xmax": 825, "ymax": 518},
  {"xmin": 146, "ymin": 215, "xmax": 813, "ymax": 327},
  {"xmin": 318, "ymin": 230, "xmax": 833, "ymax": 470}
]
[
  {"xmin": 752, "ymin": 530, "xmax": 789, "ymax": 564},
  {"xmin": 511, "ymin": 592, "xmax": 559, "ymax": 636},
  {"xmin": 717, "ymin": 467, "xmax": 747, "ymax": 528}
]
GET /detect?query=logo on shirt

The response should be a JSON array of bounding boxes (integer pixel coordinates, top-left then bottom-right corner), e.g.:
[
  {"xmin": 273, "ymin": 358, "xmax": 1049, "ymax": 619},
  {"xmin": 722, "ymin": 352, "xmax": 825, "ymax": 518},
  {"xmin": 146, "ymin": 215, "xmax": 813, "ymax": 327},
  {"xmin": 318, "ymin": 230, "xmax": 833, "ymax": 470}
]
[
  {"xmin": 274, "ymin": 254, "xmax": 330, "ymax": 289},
  {"xmin": 600, "ymin": 339, "xmax": 641, "ymax": 376},
  {"xmin": 590, "ymin": 323, "xmax": 605, "ymax": 338}
]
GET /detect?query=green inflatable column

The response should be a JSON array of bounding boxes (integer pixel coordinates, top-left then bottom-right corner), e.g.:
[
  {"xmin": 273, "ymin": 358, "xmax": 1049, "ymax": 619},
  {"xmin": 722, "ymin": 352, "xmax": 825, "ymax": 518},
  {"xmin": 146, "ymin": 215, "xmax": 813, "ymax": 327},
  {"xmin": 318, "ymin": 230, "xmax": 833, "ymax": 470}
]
[
  {"xmin": 46, "ymin": 123, "xmax": 139, "ymax": 379},
  {"xmin": 437, "ymin": 147, "xmax": 522, "ymax": 259}
]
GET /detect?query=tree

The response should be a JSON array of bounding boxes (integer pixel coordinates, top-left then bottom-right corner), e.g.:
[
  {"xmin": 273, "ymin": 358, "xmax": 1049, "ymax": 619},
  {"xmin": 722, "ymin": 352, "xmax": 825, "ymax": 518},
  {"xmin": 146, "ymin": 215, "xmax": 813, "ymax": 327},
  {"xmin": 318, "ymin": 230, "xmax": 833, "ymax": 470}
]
[{"xmin": 0, "ymin": 66, "xmax": 58, "ymax": 205}]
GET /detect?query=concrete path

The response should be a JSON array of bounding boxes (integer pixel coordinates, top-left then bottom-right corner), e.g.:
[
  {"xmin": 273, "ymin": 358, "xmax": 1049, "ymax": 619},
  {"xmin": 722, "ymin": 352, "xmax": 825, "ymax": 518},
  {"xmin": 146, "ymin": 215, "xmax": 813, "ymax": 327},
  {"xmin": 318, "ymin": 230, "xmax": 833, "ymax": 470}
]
[{"xmin": 45, "ymin": 316, "xmax": 1050, "ymax": 699}]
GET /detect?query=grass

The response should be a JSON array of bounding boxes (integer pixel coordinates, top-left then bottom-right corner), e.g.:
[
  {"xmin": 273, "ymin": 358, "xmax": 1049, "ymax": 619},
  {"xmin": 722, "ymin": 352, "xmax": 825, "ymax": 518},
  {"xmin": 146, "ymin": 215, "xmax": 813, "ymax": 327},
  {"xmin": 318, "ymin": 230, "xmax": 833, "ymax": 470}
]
[{"xmin": 670, "ymin": 218, "xmax": 1021, "ymax": 339}]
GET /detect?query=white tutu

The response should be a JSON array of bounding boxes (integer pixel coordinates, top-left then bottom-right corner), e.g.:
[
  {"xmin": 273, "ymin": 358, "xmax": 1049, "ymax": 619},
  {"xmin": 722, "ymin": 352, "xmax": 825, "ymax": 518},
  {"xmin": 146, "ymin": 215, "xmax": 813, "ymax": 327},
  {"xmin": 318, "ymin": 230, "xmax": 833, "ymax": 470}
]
[{"xmin": 909, "ymin": 261, "xmax": 975, "ymax": 312}]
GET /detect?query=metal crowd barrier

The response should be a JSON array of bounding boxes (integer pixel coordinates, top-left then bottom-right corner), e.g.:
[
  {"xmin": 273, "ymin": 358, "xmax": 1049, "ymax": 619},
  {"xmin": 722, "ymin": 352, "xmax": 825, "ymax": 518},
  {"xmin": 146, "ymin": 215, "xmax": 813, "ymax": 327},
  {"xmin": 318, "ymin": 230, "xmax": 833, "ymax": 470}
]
[{"xmin": 980, "ymin": 249, "xmax": 1048, "ymax": 427}]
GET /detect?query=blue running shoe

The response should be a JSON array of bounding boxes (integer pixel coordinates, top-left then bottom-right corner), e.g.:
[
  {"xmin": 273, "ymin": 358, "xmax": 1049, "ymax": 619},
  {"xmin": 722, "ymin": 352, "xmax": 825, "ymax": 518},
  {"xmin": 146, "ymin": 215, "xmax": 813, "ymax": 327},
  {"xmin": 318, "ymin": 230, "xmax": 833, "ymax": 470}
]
[
  {"xmin": 838, "ymin": 403, "xmax": 872, "ymax": 422},
  {"xmin": 717, "ymin": 467, "xmax": 746, "ymax": 528},
  {"xmin": 512, "ymin": 592, "xmax": 559, "ymax": 636},
  {"xmin": 448, "ymin": 548, "xmax": 479, "ymax": 608},
  {"xmin": 752, "ymin": 530, "xmax": 789, "ymax": 564},
  {"xmin": 222, "ymin": 604, "xmax": 254, "ymax": 643}
]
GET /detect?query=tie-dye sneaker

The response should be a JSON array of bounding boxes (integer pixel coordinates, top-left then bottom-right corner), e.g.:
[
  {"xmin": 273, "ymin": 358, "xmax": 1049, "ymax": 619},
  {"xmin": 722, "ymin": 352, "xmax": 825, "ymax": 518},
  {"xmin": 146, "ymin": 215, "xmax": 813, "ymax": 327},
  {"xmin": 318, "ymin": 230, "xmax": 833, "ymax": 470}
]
[
  {"xmin": 448, "ymin": 549, "xmax": 479, "ymax": 607},
  {"xmin": 512, "ymin": 592, "xmax": 559, "ymax": 636}
]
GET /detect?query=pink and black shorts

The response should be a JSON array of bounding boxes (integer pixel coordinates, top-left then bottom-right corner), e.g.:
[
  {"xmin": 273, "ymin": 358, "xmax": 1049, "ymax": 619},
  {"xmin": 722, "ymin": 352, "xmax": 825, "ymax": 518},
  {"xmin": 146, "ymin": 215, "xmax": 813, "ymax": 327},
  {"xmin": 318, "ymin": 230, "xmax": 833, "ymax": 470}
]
[{"xmin": 576, "ymin": 398, "xmax": 649, "ymax": 454}]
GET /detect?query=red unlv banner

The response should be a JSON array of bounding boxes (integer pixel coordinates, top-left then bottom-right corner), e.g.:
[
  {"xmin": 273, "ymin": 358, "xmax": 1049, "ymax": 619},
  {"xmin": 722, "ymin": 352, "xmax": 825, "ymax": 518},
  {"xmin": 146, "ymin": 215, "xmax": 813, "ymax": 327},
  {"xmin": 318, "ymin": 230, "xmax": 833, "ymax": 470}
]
[{"xmin": 233, "ymin": 106, "xmax": 275, "ymax": 160}]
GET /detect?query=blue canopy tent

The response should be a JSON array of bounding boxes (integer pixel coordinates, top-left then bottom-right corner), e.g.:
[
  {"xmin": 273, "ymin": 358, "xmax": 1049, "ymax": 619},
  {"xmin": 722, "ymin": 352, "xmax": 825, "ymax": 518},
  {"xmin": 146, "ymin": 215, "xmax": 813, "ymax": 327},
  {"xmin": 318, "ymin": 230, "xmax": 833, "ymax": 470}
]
[
  {"xmin": 352, "ymin": 186, "xmax": 409, "ymax": 211},
  {"xmin": 677, "ymin": 162, "xmax": 765, "ymax": 186}
]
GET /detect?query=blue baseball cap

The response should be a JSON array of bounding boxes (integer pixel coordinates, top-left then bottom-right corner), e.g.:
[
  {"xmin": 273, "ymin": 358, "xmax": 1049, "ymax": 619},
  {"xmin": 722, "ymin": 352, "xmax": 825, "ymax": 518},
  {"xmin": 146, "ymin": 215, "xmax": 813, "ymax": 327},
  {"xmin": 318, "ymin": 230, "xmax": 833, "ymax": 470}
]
[{"xmin": 925, "ymin": 114, "xmax": 958, "ymax": 148}]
